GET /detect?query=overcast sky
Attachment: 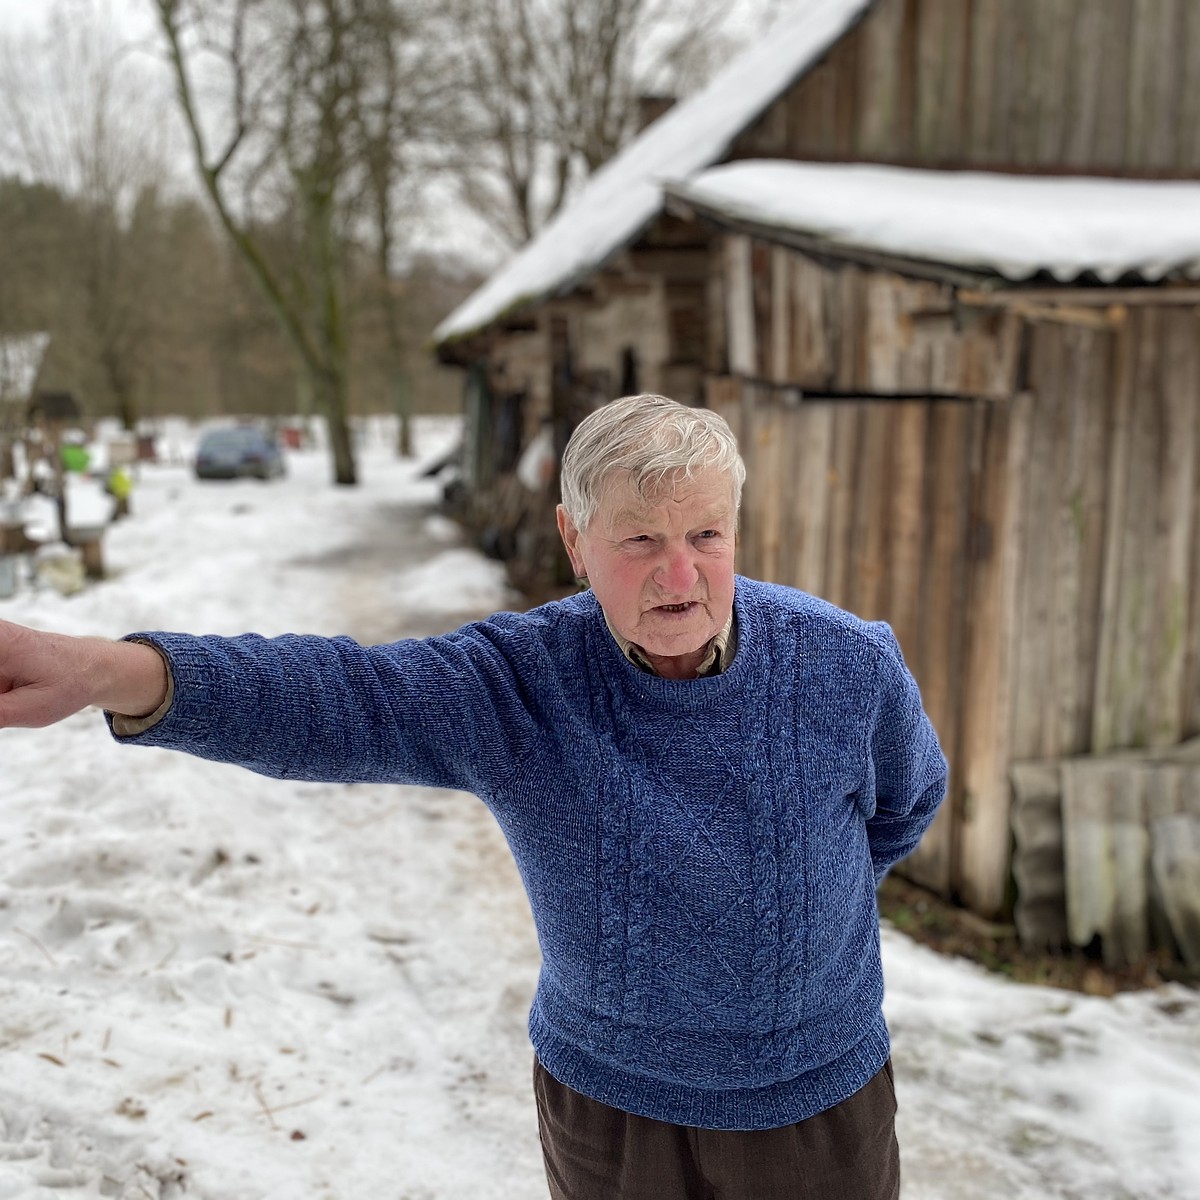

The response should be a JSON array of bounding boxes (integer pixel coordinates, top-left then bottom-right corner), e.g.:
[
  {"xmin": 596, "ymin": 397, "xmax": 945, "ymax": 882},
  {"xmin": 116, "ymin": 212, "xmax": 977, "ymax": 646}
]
[
  {"xmin": 0, "ymin": 0, "xmax": 151, "ymax": 37},
  {"xmin": 0, "ymin": 0, "xmax": 45, "ymax": 35},
  {"xmin": 0, "ymin": 0, "xmax": 500, "ymax": 264},
  {"xmin": 0, "ymin": 0, "xmax": 786, "ymax": 267}
]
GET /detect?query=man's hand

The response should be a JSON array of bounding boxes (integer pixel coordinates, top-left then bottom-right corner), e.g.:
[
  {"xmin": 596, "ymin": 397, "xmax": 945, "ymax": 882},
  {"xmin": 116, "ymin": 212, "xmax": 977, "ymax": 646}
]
[{"xmin": 0, "ymin": 619, "xmax": 169, "ymax": 729}]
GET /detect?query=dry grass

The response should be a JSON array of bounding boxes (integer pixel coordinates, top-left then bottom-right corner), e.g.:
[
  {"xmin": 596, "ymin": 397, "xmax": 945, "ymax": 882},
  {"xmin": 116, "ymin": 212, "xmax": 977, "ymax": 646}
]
[{"xmin": 877, "ymin": 875, "xmax": 1196, "ymax": 996}]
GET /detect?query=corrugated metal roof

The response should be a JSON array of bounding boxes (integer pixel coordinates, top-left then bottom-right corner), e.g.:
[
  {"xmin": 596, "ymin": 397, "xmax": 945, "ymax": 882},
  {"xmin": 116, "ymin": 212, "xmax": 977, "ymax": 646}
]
[
  {"xmin": 434, "ymin": 0, "xmax": 877, "ymax": 345},
  {"xmin": 667, "ymin": 162, "xmax": 1200, "ymax": 283},
  {"xmin": 0, "ymin": 332, "xmax": 51, "ymax": 404}
]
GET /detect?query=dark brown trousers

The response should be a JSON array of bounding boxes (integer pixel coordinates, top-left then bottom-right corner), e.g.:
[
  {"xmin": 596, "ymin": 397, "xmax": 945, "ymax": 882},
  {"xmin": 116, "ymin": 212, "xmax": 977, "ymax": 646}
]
[{"xmin": 534, "ymin": 1059, "xmax": 899, "ymax": 1200}]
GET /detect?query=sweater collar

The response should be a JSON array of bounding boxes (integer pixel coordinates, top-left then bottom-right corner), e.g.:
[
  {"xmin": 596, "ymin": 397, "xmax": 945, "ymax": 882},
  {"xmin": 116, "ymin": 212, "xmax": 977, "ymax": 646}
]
[{"xmin": 602, "ymin": 608, "xmax": 737, "ymax": 678}]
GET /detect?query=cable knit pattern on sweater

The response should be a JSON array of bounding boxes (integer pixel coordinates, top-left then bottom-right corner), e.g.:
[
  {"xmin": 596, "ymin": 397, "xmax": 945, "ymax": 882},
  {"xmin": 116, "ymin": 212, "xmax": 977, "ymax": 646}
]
[{"xmin": 108, "ymin": 577, "xmax": 947, "ymax": 1130}]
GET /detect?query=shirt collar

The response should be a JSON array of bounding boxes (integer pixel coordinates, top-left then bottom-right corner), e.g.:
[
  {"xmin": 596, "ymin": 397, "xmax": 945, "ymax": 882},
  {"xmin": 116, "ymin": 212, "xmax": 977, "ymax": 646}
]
[{"xmin": 603, "ymin": 608, "xmax": 737, "ymax": 678}]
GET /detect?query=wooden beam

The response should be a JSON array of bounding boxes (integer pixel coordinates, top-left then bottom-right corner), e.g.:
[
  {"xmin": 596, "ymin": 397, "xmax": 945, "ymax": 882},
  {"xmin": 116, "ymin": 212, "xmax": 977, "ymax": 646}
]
[
  {"xmin": 957, "ymin": 391, "xmax": 1032, "ymax": 917},
  {"xmin": 725, "ymin": 236, "xmax": 757, "ymax": 377},
  {"xmin": 1091, "ymin": 317, "xmax": 1137, "ymax": 752},
  {"xmin": 967, "ymin": 300, "xmax": 1120, "ymax": 330},
  {"xmin": 959, "ymin": 286, "xmax": 1200, "ymax": 307}
]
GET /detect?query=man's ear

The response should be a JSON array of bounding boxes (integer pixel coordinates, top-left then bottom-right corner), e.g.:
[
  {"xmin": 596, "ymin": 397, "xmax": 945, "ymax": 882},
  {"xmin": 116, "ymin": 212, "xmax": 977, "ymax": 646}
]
[{"xmin": 556, "ymin": 506, "xmax": 587, "ymax": 578}]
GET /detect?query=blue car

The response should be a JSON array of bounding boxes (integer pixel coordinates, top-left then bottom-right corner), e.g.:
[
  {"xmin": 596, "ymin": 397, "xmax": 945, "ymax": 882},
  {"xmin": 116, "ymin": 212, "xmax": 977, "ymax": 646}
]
[{"xmin": 194, "ymin": 427, "xmax": 286, "ymax": 481}]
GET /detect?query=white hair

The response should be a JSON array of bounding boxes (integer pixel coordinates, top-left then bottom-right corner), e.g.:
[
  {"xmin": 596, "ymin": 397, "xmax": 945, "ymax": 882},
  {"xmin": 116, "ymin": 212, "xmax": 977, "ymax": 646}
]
[{"xmin": 559, "ymin": 394, "xmax": 745, "ymax": 530}]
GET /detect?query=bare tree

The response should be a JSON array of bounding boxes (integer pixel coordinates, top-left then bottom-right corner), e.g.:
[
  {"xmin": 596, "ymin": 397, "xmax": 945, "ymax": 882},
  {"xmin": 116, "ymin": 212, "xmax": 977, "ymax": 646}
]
[
  {"xmin": 448, "ymin": 0, "xmax": 750, "ymax": 247},
  {"xmin": 153, "ymin": 0, "xmax": 355, "ymax": 483},
  {"xmin": 0, "ymin": 1, "xmax": 174, "ymax": 430},
  {"xmin": 342, "ymin": 0, "xmax": 459, "ymax": 457},
  {"xmin": 153, "ymin": 0, "xmax": 454, "ymax": 483}
]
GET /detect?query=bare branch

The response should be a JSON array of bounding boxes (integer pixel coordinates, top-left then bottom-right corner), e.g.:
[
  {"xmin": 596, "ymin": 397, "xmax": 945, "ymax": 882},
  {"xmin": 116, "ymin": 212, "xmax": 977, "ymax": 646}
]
[{"xmin": 446, "ymin": 0, "xmax": 754, "ymax": 245}]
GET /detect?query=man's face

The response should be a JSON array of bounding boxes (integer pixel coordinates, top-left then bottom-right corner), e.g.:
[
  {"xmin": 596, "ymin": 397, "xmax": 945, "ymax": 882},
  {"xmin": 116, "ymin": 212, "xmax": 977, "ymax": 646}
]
[{"xmin": 557, "ymin": 467, "xmax": 736, "ymax": 680}]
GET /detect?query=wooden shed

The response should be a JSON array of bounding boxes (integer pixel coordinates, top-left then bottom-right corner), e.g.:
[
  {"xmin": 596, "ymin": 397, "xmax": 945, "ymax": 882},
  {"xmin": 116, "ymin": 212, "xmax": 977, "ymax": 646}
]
[
  {"xmin": 435, "ymin": 0, "xmax": 1200, "ymax": 970},
  {"xmin": 673, "ymin": 164, "xmax": 1200, "ymax": 966}
]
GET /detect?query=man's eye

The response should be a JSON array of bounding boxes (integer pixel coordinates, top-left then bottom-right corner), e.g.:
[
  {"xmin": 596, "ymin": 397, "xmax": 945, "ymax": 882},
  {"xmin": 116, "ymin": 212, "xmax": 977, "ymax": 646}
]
[
  {"xmin": 697, "ymin": 529, "xmax": 720, "ymax": 540},
  {"xmin": 627, "ymin": 535, "xmax": 651, "ymax": 543}
]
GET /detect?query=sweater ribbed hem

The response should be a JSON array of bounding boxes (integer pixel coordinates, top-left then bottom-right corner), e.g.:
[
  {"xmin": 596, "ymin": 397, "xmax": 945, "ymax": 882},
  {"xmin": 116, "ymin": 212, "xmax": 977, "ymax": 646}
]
[{"xmin": 528, "ymin": 1003, "xmax": 890, "ymax": 1131}]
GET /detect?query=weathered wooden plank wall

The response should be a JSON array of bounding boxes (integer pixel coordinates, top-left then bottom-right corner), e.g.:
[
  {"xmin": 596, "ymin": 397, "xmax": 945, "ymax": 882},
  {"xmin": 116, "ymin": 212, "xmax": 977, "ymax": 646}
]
[
  {"xmin": 1015, "ymin": 309, "xmax": 1200, "ymax": 765},
  {"xmin": 708, "ymin": 376, "xmax": 1018, "ymax": 906},
  {"xmin": 1015, "ymin": 748, "xmax": 1200, "ymax": 970},
  {"xmin": 1010, "ymin": 761, "xmax": 1070, "ymax": 948},
  {"xmin": 734, "ymin": 0, "xmax": 1200, "ymax": 173},
  {"xmin": 711, "ymin": 237, "xmax": 1200, "ymax": 922},
  {"xmin": 723, "ymin": 234, "xmax": 1022, "ymax": 399},
  {"xmin": 956, "ymin": 391, "xmax": 1028, "ymax": 916}
]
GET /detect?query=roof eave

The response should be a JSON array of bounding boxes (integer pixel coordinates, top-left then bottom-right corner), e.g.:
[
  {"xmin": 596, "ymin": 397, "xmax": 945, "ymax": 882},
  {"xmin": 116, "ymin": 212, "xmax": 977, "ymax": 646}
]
[
  {"xmin": 434, "ymin": 210, "xmax": 665, "ymax": 352},
  {"xmin": 434, "ymin": 0, "xmax": 882, "ymax": 349},
  {"xmin": 664, "ymin": 191, "xmax": 997, "ymax": 289}
]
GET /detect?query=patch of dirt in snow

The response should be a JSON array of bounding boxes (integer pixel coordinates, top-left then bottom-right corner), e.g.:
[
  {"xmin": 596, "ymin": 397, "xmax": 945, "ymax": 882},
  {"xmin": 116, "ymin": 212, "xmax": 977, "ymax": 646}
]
[{"xmin": 879, "ymin": 875, "xmax": 1198, "ymax": 995}]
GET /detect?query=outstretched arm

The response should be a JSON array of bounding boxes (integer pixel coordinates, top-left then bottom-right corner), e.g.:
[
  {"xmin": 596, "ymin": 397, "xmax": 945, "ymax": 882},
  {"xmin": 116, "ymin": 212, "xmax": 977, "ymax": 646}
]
[
  {"xmin": 106, "ymin": 628, "xmax": 538, "ymax": 792},
  {"xmin": 4, "ymin": 617, "xmax": 540, "ymax": 795},
  {"xmin": 0, "ymin": 619, "xmax": 169, "ymax": 729}
]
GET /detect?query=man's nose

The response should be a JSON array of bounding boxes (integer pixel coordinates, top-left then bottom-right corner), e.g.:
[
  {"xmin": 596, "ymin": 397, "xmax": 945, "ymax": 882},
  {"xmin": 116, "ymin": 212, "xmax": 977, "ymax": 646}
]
[{"xmin": 656, "ymin": 544, "xmax": 699, "ymax": 593}]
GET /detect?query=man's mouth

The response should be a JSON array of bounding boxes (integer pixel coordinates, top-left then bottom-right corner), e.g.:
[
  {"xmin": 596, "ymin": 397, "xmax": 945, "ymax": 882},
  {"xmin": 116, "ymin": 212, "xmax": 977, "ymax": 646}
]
[{"xmin": 656, "ymin": 602, "xmax": 693, "ymax": 613}]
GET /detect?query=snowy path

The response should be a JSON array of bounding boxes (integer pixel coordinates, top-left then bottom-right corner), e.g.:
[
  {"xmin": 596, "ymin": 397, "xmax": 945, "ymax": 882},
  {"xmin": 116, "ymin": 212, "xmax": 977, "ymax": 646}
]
[
  {"xmin": 1, "ymin": 421, "xmax": 544, "ymax": 1198},
  {"xmin": 1, "ymin": 417, "xmax": 1198, "ymax": 1199}
]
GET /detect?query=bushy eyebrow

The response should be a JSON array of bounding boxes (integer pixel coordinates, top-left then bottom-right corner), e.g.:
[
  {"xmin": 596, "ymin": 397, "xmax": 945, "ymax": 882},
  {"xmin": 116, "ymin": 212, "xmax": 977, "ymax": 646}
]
[{"xmin": 607, "ymin": 506, "xmax": 731, "ymax": 533}]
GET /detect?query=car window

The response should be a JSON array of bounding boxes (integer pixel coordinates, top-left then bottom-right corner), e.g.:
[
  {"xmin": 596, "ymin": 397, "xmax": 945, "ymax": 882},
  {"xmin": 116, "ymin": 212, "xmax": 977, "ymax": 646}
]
[{"xmin": 199, "ymin": 429, "xmax": 271, "ymax": 452}]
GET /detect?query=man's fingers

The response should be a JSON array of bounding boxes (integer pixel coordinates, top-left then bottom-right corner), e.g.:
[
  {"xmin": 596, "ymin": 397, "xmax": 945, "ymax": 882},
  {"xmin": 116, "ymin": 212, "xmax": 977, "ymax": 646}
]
[
  {"xmin": 0, "ymin": 682, "xmax": 71, "ymax": 729},
  {"xmin": 0, "ymin": 690, "xmax": 42, "ymax": 729}
]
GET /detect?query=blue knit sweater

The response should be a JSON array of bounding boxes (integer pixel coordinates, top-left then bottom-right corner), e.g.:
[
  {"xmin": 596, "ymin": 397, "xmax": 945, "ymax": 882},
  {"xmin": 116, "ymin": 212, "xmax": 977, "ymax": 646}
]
[{"xmin": 110, "ymin": 576, "xmax": 947, "ymax": 1130}]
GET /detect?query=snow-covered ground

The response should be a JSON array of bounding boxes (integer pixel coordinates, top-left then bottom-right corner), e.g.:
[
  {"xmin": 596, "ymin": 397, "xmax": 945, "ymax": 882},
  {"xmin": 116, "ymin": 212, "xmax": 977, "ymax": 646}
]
[{"xmin": 1, "ymin": 416, "xmax": 1198, "ymax": 1200}]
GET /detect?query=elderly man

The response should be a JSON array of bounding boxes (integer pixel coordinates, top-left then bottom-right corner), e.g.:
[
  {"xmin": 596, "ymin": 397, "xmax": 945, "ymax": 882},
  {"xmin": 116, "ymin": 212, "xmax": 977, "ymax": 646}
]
[{"xmin": 0, "ymin": 394, "xmax": 947, "ymax": 1200}]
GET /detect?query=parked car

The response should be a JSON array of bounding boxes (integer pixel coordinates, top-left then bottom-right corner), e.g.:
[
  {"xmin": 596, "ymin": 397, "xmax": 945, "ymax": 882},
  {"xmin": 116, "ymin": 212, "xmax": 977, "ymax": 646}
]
[{"xmin": 194, "ymin": 427, "xmax": 286, "ymax": 481}]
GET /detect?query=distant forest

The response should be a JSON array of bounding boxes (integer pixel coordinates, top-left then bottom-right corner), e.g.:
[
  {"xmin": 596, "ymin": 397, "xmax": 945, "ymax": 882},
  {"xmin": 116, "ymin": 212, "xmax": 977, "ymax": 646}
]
[
  {"xmin": 0, "ymin": 176, "xmax": 475, "ymax": 424},
  {"xmin": 0, "ymin": 0, "xmax": 760, "ymax": 482}
]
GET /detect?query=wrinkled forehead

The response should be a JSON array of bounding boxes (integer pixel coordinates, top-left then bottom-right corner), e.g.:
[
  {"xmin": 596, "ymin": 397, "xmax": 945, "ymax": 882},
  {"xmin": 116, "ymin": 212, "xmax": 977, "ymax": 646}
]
[{"xmin": 594, "ymin": 466, "xmax": 735, "ymax": 529}]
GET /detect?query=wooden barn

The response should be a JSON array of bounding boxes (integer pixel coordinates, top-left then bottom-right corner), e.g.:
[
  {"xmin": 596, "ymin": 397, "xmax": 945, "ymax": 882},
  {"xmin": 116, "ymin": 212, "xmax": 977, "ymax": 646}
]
[{"xmin": 434, "ymin": 0, "xmax": 1200, "ymax": 971}]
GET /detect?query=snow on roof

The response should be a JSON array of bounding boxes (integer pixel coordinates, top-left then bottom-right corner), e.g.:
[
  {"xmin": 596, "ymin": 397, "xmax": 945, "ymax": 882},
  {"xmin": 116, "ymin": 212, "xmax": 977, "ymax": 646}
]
[
  {"xmin": 666, "ymin": 161, "xmax": 1200, "ymax": 283},
  {"xmin": 434, "ymin": 0, "xmax": 875, "ymax": 345},
  {"xmin": 0, "ymin": 331, "xmax": 51, "ymax": 404}
]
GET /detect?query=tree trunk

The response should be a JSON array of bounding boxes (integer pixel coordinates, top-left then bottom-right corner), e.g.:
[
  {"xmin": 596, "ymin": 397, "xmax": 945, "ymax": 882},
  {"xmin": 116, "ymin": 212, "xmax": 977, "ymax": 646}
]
[
  {"xmin": 314, "ymin": 366, "xmax": 357, "ymax": 486},
  {"xmin": 51, "ymin": 424, "xmax": 69, "ymax": 541},
  {"xmin": 100, "ymin": 341, "xmax": 137, "ymax": 432},
  {"xmin": 394, "ymin": 371, "xmax": 413, "ymax": 458}
]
